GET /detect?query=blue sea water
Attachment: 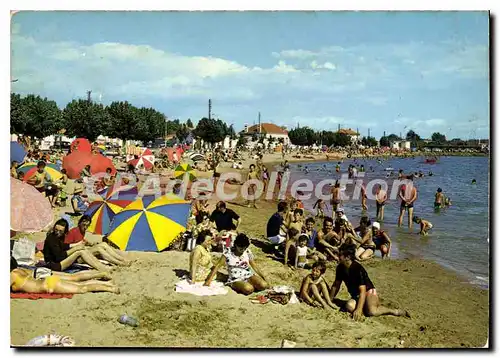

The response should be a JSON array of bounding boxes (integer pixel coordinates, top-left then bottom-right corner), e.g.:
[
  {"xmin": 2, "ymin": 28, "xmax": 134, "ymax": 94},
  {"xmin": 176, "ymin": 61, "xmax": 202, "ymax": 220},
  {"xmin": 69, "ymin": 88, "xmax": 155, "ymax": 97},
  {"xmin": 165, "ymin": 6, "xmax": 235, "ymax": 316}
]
[{"xmin": 286, "ymin": 156, "xmax": 490, "ymax": 289}]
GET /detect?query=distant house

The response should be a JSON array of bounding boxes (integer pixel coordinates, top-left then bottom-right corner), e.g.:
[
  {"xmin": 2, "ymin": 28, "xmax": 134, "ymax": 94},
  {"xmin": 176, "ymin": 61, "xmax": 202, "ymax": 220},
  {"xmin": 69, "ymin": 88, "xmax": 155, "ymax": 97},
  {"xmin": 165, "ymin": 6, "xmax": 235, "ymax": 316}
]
[
  {"xmin": 390, "ymin": 140, "xmax": 411, "ymax": 150},
  {"xmin": 335, "ymin": 128, "xmax": 360, "ymax": 143},
  {"xmin": 240, "ymin": 123, "xmax": 290, "ymax": 145}
]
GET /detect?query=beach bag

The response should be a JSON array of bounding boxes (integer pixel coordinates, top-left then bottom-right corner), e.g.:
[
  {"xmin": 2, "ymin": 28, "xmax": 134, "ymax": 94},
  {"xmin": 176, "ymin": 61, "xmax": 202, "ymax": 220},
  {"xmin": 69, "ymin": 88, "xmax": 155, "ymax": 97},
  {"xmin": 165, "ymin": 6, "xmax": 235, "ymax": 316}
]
[{"xmin": 12, "ymin": 237, "xmax": 36, "ymax": 266}]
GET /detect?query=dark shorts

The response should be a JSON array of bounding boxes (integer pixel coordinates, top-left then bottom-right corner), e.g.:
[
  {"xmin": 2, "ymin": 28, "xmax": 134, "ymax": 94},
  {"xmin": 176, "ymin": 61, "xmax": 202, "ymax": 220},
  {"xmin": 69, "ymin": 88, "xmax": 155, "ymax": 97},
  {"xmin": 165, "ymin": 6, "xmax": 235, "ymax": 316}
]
[
  {"xmin": 401, "ymin": 202, "xmax": 414, "ymax": 210},
  {"xmin": 376, "ymin": 202, "xmax": 386, "ymax": 209},
  {"xmin": 45, "ymin": 262, "xmax": 62, "ymax": 271},
  {"xmin": 434, "ymin": 202, "xmax": 442, "ymax": 209}
]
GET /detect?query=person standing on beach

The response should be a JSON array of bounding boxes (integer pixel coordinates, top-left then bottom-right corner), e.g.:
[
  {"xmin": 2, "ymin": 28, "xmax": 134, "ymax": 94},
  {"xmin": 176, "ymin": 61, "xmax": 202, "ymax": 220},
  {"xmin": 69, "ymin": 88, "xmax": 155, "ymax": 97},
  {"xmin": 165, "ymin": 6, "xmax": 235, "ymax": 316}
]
[
  {"xmin": 397, "ymin": 177, "xmax": 418, "ymax": 229},
  {"xmin": 246, "ymin": 164, "xmax": 259, "ymax": 209},
  {"xmin": 330, "ymin": 244, "xmax": 410, "ymax": 320},
  {"xmin": 375, "ymin": 184, "xmax": 387, "ymax": 221},
  {"xmin": 330, "ymin": 181, "xmax": 342, "ymax": 215}
]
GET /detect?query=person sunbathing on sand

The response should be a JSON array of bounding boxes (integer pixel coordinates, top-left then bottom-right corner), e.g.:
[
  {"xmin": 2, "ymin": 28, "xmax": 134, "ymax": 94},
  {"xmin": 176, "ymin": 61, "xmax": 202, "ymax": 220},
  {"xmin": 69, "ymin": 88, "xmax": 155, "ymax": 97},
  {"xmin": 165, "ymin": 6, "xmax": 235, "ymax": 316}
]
[
  {"xmin": 65, "ymin": 215, "xmax": 130, "ymax": 267},
  {"xmin": 299, "ymin": 261, "xmax": 336, "ymax": 309},
  {"xmin": 330, "ymin": 244, "xmax": 410, "ymax": 321},
  {"xmin": 204, "ymin": 233, "xmax": 269, "ymax": 295},
  {"xmin": 43, "ymin": 219, "xmax": 111, "ymax": 272},
  {"xmin": 10, "ymin": 257, "xmax": 119, "ymax": 294}
]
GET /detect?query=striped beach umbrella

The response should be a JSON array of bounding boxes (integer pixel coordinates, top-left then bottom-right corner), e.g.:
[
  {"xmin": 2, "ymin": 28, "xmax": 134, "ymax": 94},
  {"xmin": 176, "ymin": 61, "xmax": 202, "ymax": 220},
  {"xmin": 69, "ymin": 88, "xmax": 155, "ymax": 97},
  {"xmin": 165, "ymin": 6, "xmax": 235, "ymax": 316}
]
[
  {"xmin": 127, "ymin": 148, "xmax": 155, "ymax": 170},
  {"xmin": 85, "ymin": 186, "xmax": 139, "ymax": 235},
  {"xmin": 174, "ymin": 163, "xmax": 196, "ymax": 181},
  {"xmin": 18, "ymin": 162, "xmax": 63, "ymax": 182},
  {"xmin": 107, "ymin": 195, "xmax": 191, "ymax": 252}
]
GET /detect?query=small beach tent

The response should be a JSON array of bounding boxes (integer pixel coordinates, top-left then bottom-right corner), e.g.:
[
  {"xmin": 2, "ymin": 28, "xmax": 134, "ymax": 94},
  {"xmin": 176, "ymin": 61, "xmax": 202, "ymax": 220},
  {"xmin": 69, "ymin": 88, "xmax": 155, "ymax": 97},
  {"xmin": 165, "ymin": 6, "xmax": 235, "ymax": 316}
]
[
  {"xmin": 62, "ymin": 151, "xmax": 116, "ymax": 179},
  {"xmin": 107, "ymin": 194, "xmax": 191, "ymax": 252},
  {"xmin": 70, "ymin": 138, "xmax": 92, "ymax": 153}
]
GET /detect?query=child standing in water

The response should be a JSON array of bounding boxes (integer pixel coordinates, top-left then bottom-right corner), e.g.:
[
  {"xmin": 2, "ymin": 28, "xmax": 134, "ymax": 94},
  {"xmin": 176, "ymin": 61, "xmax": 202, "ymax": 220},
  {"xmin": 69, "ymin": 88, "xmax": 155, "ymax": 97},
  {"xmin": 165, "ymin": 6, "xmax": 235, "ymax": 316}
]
[
  {"xmin": 434, "ymin": 188, "xmax": 444, "ymax": 209},
  {"xmin": 413, "ymin": 216, "xmax": 433, "ymax": 236}
]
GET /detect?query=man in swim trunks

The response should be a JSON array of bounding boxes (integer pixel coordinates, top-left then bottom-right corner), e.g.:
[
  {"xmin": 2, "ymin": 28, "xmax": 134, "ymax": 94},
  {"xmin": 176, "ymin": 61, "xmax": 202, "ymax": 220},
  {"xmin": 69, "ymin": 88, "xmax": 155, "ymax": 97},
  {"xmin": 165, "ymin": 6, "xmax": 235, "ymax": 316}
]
[
  {"xmin": 330, "ymin": 243, "xmax": 410, "ymax": 320},
  {"xmin": 375, "ymin": 184, "xmax": 387, "ymax": 221},
  {"xmin": 330, "ymin": 181, "xmax": 342, "ymax": 215},
  {"xmin": 397, "ymin": 176, "xmax": 418, "ymax": 229}
]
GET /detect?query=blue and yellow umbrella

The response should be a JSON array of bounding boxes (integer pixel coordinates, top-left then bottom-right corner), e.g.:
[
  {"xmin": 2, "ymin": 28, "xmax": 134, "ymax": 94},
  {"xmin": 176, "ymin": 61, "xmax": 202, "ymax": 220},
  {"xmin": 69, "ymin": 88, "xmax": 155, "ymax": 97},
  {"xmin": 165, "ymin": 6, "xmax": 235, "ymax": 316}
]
[
  {"xmin": 107, "ymin": 195, "xmax": 191, "ymax": 252},
  {"xmin": 174, "ymin": 163, "xmax": 196, "ymax": 181},
  {"xmin": 18, "ymin": 162, "xmax": 63, "ymax": 182}
]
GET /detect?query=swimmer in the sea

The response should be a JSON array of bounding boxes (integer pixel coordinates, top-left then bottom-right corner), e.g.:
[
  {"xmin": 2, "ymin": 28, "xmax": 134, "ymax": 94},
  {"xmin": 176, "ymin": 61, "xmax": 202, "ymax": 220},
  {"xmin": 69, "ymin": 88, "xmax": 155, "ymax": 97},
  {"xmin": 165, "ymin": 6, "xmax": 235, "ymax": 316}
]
[
  {"xmin": 471, "ymin": 179, "xmax": 477, "ymax": 185},
  {"xmin": 444, "ymin": 197, "xmax": 452, "ymax": 206},
  {"xmin": 413, "ymin": 216, "xmax": 433, "ymax": 236}
]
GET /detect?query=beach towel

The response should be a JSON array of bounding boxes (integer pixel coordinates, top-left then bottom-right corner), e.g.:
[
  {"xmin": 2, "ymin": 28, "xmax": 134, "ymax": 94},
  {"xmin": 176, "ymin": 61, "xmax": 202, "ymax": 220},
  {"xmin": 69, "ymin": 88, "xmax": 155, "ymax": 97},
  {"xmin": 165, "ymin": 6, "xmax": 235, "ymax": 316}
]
[
  {"xmin": 10, "ymin": 293, "xmax": 74, "ymax": 300},
  {"xmin": 175, "ymin": 279, "xmax": 228, "ymax": 296}
]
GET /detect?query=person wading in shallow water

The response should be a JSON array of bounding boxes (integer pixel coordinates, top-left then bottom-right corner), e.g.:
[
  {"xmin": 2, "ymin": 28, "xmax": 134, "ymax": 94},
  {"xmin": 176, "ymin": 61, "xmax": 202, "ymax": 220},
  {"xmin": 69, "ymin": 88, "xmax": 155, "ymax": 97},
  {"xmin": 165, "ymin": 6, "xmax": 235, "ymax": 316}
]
[
  {"xmin": 397, "ymin": 176, "xmax": 418, "ymax": 230},
  {"xmin": 330, "ymin": 180, "xmax": 342, "ymax": 216}
]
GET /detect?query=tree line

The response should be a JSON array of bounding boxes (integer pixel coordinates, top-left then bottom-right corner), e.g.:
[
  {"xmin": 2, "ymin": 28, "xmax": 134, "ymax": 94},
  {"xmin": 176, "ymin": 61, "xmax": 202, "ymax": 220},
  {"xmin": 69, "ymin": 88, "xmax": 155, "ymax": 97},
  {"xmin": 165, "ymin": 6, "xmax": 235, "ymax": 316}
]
[{"xmin": 287, "ymin": 126, "xmax": 451, "ymax": 148}]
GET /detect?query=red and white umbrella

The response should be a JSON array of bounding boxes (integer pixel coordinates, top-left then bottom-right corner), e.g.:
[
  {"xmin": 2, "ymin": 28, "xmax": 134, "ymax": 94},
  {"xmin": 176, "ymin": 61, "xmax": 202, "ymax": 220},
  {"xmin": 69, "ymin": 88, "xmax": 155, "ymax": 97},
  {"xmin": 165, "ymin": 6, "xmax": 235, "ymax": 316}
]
[{"xmin": 127, "ymin": 148, "xmax": 155, "ymax": 170}]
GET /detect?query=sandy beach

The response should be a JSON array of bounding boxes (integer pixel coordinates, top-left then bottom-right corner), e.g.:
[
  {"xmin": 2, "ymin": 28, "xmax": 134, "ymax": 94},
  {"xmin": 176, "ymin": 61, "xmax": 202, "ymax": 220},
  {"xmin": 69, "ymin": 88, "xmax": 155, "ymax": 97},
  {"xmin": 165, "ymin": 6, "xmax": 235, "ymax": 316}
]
[{"xmin": 10, "ymin": 154, "xmax": 489, "ymax": 348}]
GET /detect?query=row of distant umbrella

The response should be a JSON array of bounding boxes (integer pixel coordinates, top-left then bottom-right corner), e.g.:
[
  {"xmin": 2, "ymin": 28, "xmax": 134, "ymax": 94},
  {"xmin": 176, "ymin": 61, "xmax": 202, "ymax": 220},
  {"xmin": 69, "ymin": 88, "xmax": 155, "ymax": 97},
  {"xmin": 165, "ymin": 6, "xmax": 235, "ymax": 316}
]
[{"xmin": 84, "ymin": 186, "xmax": 191, "ymax": 252}]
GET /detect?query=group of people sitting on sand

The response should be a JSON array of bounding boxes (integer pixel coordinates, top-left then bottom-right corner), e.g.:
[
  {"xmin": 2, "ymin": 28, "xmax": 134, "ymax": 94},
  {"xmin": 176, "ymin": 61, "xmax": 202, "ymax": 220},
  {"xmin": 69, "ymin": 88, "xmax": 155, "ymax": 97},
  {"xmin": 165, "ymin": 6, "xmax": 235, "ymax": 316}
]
[{"xmin": 10, "ymin": 215, "xmax": 132, "ymax": 296}]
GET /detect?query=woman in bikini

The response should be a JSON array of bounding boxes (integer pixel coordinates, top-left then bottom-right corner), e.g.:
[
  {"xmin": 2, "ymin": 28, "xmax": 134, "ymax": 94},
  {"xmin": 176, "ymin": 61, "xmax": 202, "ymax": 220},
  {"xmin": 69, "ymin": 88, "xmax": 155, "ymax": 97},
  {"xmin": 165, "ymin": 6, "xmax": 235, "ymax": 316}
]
[{"xmin": 10, "ymin": 257, "xmax": 119, "ymax": 294}]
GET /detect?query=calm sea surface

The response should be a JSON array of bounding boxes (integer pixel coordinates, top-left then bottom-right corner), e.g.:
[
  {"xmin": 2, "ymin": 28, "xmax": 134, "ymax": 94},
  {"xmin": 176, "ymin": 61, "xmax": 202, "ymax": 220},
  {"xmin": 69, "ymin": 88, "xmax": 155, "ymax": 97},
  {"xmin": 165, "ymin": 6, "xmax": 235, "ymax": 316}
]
[{"xmin": 285, "ymin": 156, "xmax": 490, "ymax": 288}]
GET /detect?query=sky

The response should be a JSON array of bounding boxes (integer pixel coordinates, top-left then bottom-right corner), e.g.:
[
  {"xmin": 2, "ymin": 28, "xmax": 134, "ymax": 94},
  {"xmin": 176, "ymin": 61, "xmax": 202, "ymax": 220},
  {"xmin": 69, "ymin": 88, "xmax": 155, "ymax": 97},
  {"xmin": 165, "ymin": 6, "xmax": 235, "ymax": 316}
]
[{"xmin": 11, "ymin": 11, "xmax": 490, "ymax": 139}]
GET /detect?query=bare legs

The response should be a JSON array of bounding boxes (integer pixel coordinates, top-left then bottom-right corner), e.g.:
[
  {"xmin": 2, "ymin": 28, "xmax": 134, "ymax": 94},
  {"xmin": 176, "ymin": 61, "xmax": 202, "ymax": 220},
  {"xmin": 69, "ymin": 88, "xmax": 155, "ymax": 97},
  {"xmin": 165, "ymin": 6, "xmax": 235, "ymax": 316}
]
[
  {"xmin": 230, "ymin": 275, "xmax": 269, "ymax": 296},
  {"xmin": 355, "ymin": 247, "xmax": 374, "ymax": 261},
  {"xmin": 53, "ymin": 279, "xmax": 119, "ymax": 294},
  {"xmin": 376, "ymin": 204, "xmax": 385, "ymax": 221},
  {"xmin": 335, "ymin": 294, "xmax": 410, "ymax": 318},
  {"xmin": 53, "ymin": 271, "xmax": 112, "ymax": 281},
  {"xmin": 398, "ymin": 206, "xmax": 414, "ymax": 229},
  {"xmin": 87, "ymin": 243, "xmax": 129, "ymax": 266},
  {"xmin": 59, "ymin": 250, "xmax": 110, "ymax": 272}
]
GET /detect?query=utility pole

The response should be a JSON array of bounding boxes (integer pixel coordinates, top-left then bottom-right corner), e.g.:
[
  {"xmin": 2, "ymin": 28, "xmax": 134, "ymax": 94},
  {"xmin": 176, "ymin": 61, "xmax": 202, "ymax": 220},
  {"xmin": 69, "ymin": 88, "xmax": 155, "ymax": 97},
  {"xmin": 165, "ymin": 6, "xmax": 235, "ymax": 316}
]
[
  {"xmin": 368, "ymin": 128, "xmax": 371, "ymax": 138},
  {"xmin": 208, "ymin": 99, "xmax": 212, "ymax": 120},
  {"xmin": 87, "ymin": 90, "xmax": 92, "ymax": 102},
  {"xmin": 258, "ymin": 112, "xmax": 261, "ymax": 134}
]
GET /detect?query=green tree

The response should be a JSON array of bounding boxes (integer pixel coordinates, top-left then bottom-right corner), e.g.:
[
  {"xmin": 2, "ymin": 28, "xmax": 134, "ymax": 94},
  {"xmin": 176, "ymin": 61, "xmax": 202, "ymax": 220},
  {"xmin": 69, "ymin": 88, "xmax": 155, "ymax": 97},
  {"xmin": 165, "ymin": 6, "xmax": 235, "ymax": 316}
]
[
  {"xmin": 379, "ymin": 136, "xmax": 390, "ymax": 147},
  {"xmin": 228, "ymin": 124, "xmax": 236, "ymax": 140},
  {"xmin": 321, "ymin": 131, "xmax": 336, "ymax": 147},
  {"xmin": 387, "ymin": 133, "xmax": 401, "ymax": 142},
  {"xmin": 14, "ymin": 94, "xmax": 64, "ymax": 139},
  {"xmin": 10, "ymin": 93, "xmax": 27, "ymax": 135},
  {"xmin": 431, "ymin": 132, "xmax": 447, "ymax": 143},
  {"xmin": 136, "ymin": 107, "xmax": 166, "ymax": 143},
  {"xmin": 12, "ymin": 94, "xmax": 63, "ymax": 139},
  {"xmin": 186, "ymin": 118, "xmax": 194, "ymax": 128},
  {"xmin": 288, "ymin": 127, "xmax": 316, "ymax": 146},
  {"xmin": 361, "ymin": 136, "xmax": 378, "ymax": 147},
  {"xmin": 105, "ymin": 101, "xmax": 141, "ymax": 141},
  {"xmin": 63, "ymin": 99, "xmax": 109, "ymax": 142},
  {"xmin": 333, "ymin": 133, "xmax": 351, "ymax": 147},
  {"xmin": 193, "ymin": 117, "xmax": 226, "ymax": 146},
  {"xmin": 176, "ymin": 124, "xmax": 190, "ymax": 143},
  {"xmin": 406, "ymin": 129, "xmax": 421, "ymax": 147},
  {"xmin": 166, "ymin": 119, "xmax": 181, "ymax": 136}
]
